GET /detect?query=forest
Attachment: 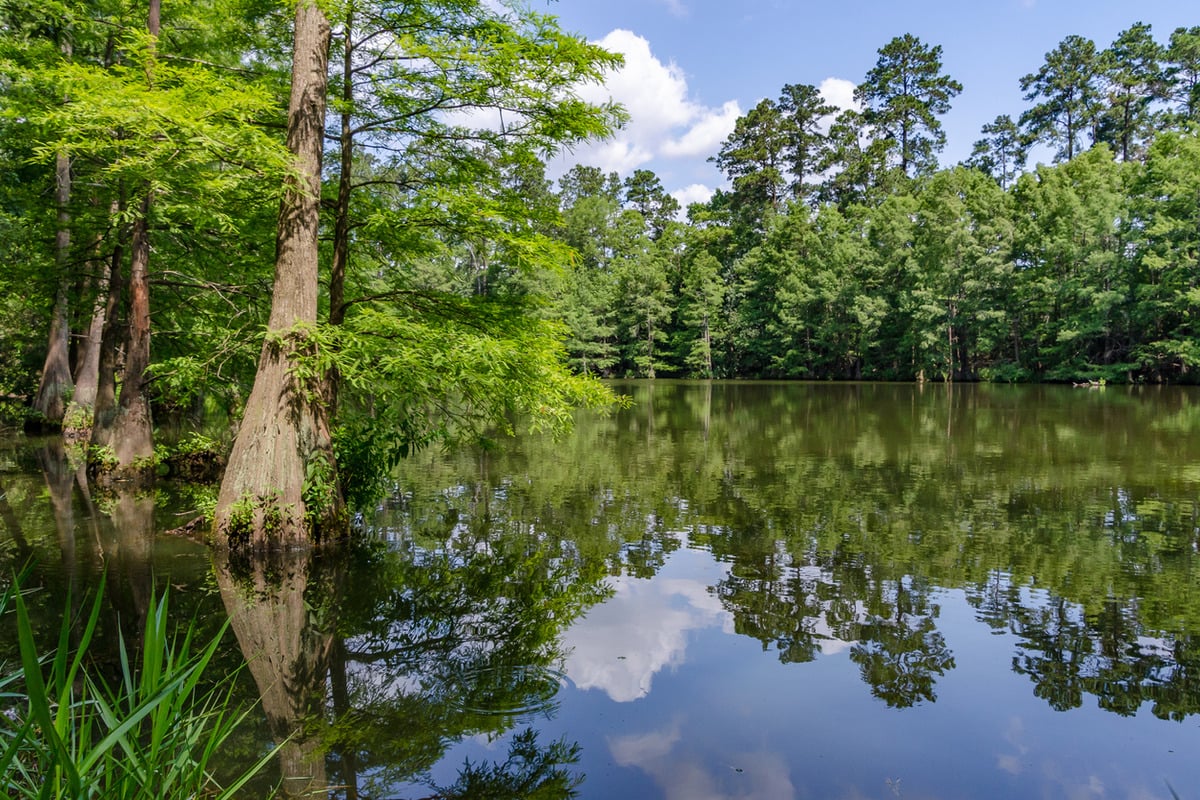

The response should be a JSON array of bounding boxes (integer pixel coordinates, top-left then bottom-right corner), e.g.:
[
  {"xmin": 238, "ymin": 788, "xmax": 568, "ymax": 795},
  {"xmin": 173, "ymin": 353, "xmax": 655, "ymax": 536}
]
[{"xmin": 1, "ymin": 1, "xmax": 1199, "ymax": 539}]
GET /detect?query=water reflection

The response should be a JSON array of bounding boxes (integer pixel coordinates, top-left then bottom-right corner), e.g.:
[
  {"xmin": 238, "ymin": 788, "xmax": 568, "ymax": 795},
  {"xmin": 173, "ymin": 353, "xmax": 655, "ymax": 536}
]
[
  {"xmin": 0, "ymin": 440, "xmax": 603, "ymax": 799},
  {"xmin": 563, "ymin": 544, "xmax": 730, "ymax": 703},
  {"xmin": 4, "ymin": 382, "xmax": 1200, "ymax": 797},
  {"xmin": 215, "ymin": 549, "xmax": 335, "ymax": 797},
  {"xmin": 321, "ymin": 515, "xmax": 608, "ymax": 798},
  {"xmin": 389, "ymin": 381, "xmax": 1200, "ymax": 723},
  {"xmin": 210, "ymin": 511, "xmax": 610, "ymax": 797}
]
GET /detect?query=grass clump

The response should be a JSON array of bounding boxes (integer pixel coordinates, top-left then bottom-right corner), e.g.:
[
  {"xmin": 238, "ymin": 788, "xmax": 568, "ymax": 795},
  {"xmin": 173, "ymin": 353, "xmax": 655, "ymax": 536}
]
[{"xmin": 0, "ymin": 574, "xmax": 276, "ymax": 799}]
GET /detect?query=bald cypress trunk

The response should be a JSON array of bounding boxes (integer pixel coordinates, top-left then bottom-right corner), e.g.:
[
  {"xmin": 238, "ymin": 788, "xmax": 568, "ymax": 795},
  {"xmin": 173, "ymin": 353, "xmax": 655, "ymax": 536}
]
[
  {"xmin": 91, "ymin": 1, "xmax": 159, "ymax": 470},
  {"xmin": 29, "ymin": 152, "xmax": 75, "ymax": 429},
  {"xmin": 213, "ymin": 0, "xmax": 344, "ymax": 547},
  {"xmin": 90, "ymin": 213, "xmax": 126, "ymax": 450},
  {"xmin": 105, "ymin": 197, "xmax": 155, "ymax": 467},
  {"xmin": 66, "ymin": 229, "xmax": 113, "ymax": 432}
]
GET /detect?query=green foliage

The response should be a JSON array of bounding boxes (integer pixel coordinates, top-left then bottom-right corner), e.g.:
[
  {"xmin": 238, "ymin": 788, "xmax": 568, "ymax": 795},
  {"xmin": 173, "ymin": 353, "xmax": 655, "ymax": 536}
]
[
  {"xmin": 86, "ymin": 445, "xmax": 118, "ymax": 473},
  {"xmin": 0, "ymin": 575, "xmax": 276, "ymax": 798},
  {"xmin": 1097, "ymin": 22, "xmax": 1164, "ymax": 162},
  {"xmin": 1020, "ymin": 34, "xmax": 1102, "ymax": 162},
  {"xmin": 279, "ymin": 291, "xmax": 622, "ymax": 509},
  {"xmin": 427, "ymin": 729, "xmax": 582, "ymax": 800},
  {"xmin": 856, "ymin": 33, "xmax": 962, "ymax": 178},
  {"xmin": 966, "ymin": 114, "xmax": 1027, "ymax": 188},
  {"xmin": 301, "ymin": 450, "xmax": 341, "ymax": 534}
]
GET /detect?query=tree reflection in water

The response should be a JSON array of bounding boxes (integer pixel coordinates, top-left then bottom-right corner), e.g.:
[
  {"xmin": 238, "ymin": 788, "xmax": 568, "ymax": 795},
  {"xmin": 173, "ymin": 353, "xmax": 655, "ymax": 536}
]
[{"xmin": 214, "ymin": 508, "xmax": 609, "ymax": 799}]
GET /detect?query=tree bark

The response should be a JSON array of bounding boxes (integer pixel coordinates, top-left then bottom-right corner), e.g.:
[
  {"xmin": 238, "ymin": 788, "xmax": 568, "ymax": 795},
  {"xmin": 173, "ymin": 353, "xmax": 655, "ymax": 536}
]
[
  {"xmin": 329, "ymin": 9, "xmax": 354, "ymax": 329},
  {"xmin": 106, "ymin": 198, "xmax": 155, "ymax": 467},
  {"xmin": 90, "ymin": 214, "xmax": 127, "ymax": 450},
  {"xmin": 29, "ymin": 152, "xmax": 75, "ymax": 428},
  {"xmin": 214, "ymin": 0, "xmax": 344, "ymax": 547},
  {"xmin": 91, "ymin": 0, "xmax": 159, "ymax": 469},
  {"xmin": 68, "ymin": 241, "xmax": 112, "ymax": 419}
]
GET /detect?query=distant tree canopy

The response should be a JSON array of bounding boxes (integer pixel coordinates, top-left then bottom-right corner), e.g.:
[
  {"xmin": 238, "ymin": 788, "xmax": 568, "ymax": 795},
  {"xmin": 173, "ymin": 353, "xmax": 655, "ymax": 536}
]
[{"xmin": 553, "ymin": 25, "xmax": 1200, "ymax": 386}]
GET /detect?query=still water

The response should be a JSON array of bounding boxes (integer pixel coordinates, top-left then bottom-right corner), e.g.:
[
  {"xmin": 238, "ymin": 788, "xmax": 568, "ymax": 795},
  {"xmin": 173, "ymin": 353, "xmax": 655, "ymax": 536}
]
[{"xmin": 4, "ymin": 381, "xmax": 1200, "ymax": 798}]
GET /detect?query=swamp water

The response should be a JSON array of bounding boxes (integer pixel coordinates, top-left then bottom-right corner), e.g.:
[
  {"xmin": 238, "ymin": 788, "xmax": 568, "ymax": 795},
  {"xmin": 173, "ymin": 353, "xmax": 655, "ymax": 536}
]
[{"xmin": 3, "ymin": 381, "xmax": 1200, "ymax": 798}]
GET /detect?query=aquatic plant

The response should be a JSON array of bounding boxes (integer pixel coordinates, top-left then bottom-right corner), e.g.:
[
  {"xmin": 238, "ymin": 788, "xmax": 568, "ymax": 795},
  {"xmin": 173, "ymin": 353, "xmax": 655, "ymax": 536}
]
[{"xmin": 0, "ymin": 574, "xmax": 277, "ymax": 799}]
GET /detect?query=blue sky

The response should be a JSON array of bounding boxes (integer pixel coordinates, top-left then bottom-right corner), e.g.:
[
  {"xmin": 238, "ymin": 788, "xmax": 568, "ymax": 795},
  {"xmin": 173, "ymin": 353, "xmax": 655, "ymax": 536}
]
[{"xmin": 539, "ymin": 0, "xmax": 1198, "ymax": 206}]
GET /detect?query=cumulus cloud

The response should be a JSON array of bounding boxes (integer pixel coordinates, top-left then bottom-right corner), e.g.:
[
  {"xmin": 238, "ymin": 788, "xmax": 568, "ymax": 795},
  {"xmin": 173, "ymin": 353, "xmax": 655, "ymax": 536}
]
[
  {"xmin": 815, "ymin": 76, "xmax": 861, "ymax": 135},
  {"xmin": 671, "ymin": 183, "xmax": 716, "ymax": 211},
  {"xmin": 661, "ymin": 100, "xmax": 742, "ymax": 158},
  {"xmin": 555, "ymin": 30, "xmax": 739, "ymax": 179},
  {"xmin": 818, "ymin": 77, "xmax": 859, "ymax": 115}
]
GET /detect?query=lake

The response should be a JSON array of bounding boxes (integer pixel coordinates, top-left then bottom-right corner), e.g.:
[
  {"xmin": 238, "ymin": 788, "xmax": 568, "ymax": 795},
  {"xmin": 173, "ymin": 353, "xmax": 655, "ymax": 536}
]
[{"xmin": 3, "ymin": 380, "xmax": 1200, "ymax": 799}]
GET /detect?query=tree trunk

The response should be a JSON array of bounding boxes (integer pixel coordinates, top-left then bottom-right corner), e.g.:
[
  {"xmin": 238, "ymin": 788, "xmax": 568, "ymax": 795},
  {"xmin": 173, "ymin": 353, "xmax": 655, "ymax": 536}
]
[
  {"xmin": 329, "ymin": 9, "xmax": 353, "ymax": 329},
  {"xmin": 92, "ymin": 0, "xmax": 159, "ymax": 469},
  {"xmin": 214, "ymin": 0, "xmax": 344, "ymax": 547},
  {"xmin": 68, "ymin": 245, "xmax": 112, "ymax": 420},
  {"xmin": 90, "ymin": 214, "xmax": 127, "ymax": 450},
  {"xmin": 29, "ymin": 152, "xmax": 75, "ymax": 429},
  {"xmin": 106, "ymin": 199, "xmax": 155, "ymax": 468},
  {"xmin": 324, "ymin": 11, "xmax": 355, "ymax": 418},
  {"xmin": 702, "ymin": 314, "xmax": 712, "ymax": 377}
]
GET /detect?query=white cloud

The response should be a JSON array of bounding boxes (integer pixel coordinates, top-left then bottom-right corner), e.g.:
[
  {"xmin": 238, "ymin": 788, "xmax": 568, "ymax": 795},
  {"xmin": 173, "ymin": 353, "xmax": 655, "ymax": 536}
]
[
  {"xmin": 818, "ymin": 76, "xmax": 860, "ymax": 131},
  {"xmin": 818, "ymin": 77, "xmax": 858, "ymax": 112},
  {"xmin": 660, "ymin": 0, "xmax": 688, "ymax": 18},
  {"xmin": 554, "ymin": 29, "xmax": 739, "ymax": 180},
  {"xmin": 671, "ymin": 183, "xmax": 715, "ymax": 210},
  {"xmin": 662, "ymin": 100, "xmax": 742, "ymax": 158}
]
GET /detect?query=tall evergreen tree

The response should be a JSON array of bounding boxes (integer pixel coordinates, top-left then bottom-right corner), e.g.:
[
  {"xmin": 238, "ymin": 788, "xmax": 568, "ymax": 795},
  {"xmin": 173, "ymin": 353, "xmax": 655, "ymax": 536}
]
[
  {"xmin": 819, "ymin": 109, "xmax": 899, "ymax": 207},
  {"xmin": 777, "ymin": 82, "xmax": 837, "ymax": 204},
  {"xmin": 1164, "ymin": 26, "xmax": 1200, "ymax": 123},
  {"xmin": 623, "ymin": 169, "xmax": 680, "ymax": 240},
  {"xmin": 967, "ymin": 114, "xmax": 1027, "ymax": 189},
  {"xmin": 1020, "ymin": 35, "xmax": 1103, "ymax": 162},
  {"xmin": 675, "ymin": 250, "xmax": 725, "ymax": 378},
  {"xmin": 855, "ymin": 33, "xmax": 962, "ymax": 178},
  {"xmin": 1097, "ymin": 22, "xmax": 1163, "ymax": 162},
  {"xmin": 711, "ymin": 98, "xmax": 788, "ymax": 229}
]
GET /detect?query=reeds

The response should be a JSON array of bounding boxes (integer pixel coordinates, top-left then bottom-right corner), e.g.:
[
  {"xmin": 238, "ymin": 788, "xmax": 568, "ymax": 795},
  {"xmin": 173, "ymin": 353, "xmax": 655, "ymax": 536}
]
[{"xmin": 0, "ymin": 574, "xmax": 277, "ymax": 799}]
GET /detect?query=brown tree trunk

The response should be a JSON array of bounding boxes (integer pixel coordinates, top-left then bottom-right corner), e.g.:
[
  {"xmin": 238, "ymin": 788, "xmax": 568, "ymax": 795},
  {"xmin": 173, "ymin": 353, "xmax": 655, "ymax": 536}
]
[
  {"xmin": 92, "ymin": 0, "xmax": 159, "ymax": 470},
  {"xmin": 30, "ymin": 152, "xmax": 75, "ymax": 428},
  {"xmin": 323, "ymin": 12, "xmax": 355, "ymax": 418},
  {"xmin": 106, "ymin": 198, "xmax": 155, "ymax": 468},
  {"xmin": 68, "ymin": 245, "xmax": 112, "ymax": 418},
  {"xmin": 213, "ymin": 0, "xmax": 344, "ymax": 547},
  {"xmin": 329, "ymin": 9, "xmax": 354, "ymax": 330},
  {"xmin": 90, "ymin": 214, "xmax": 127, "ymax": 450}
]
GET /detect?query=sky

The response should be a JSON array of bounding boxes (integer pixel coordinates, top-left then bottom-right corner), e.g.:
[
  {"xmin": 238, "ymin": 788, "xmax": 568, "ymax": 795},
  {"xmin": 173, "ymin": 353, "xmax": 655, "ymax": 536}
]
[{"xmin": 537, "ymin": 0, "xmax": 1199, "ymax": 208}]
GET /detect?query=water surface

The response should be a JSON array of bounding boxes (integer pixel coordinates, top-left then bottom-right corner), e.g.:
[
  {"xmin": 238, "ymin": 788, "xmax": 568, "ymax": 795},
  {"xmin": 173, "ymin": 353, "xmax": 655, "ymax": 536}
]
[{"xmin": 3, "ymin": 381, "xmax": 1200, "ymax": 799}]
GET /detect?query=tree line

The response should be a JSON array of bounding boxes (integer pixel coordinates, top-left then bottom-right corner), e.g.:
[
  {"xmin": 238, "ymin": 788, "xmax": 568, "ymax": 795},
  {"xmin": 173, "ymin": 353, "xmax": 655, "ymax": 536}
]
[{"xmin": 544, "ymin": 24, "xmax": 1200, "ymax": 384}]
